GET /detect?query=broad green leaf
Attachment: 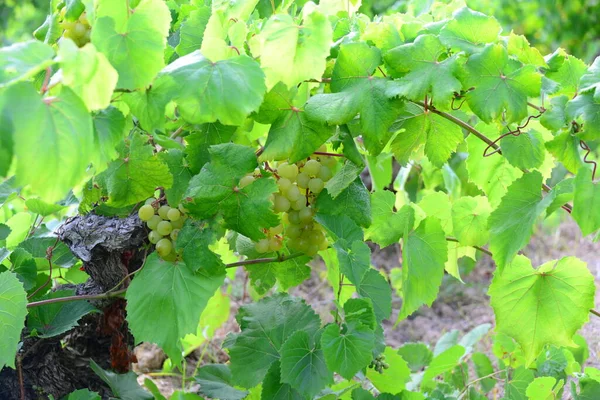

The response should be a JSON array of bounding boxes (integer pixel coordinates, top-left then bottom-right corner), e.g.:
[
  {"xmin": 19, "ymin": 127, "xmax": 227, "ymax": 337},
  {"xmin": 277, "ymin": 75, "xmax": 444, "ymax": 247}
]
[
  {"xmin": 325, "ymin": 161, "xmax": 362, "ymax": 199},
  {"xmin": 344, "ymin": 298, "xmax": 376, "ymax": 330},
  {"xmin": 316, "ymin": 179, "xmax": 371, "ymax": 228},
  {"xmin": 451, "ymin": 196, "xmax": 491, "ymax": 247},
  {"xmin": 176, "ymin": 6, "xmax": 211, "ymax": 56},
  {"xmin": 4, "ymin": 83, "xmax": 94, "ymax": 201},
  {"xmin": 157, "ymin": 52, "xmax": 266, "ymax": 126},
  {"xmin": 195, "ymin": 364, "xmax": 248, "ymax": 400},
  {"xmin": 92, "ymin": 106, "xmax": 129, "ymax": 170},
  {"xmin": 160, "ymin": 149, "xmax": 192, "ymax": 206},
  {"xmin": 505, "ymin": 367, "xmax": 535, "ymax": 400},
  {"xmin": 421, "ymin": 345, "xmax": 466, "ymax": 391},
  {"xmin": 27, "ymin": 289, "xmax": 97, "ymax": 338},
  {"xmin": 175, "ymin": 219, "xmax": 223, "ymax": 274},
  {"xmin": 262, "ymin": 361, "xmax": 304, "ymax": 400},
  {"xmin": 24, "ymin": 198, "xmax": 65, "ymax": 217},
  {"xmin": 399, "ymin": 217, "xmax": 448, "ymax": 320},
  {"xmin": 305, "ymin": 42, "xmax": 402, "ymax": 155},
  {"xmin": 462, "ymin": 44, "xmax": 541, "ymax": 124},
  {"xmin": 102, "ymin": 133, "xmax": 173, "ymax": 207},
  {"xmin": 572, "ymin": 167, "xmax": 600, "ymax": 236},
  {"xmin": 525, "ymin": 377, "xmax": 556, "ymax": 400},
  {"xmin": 66, "ymin": 389, "xmax": 101, "ymax": 400},
  {"xmin": 280, "ymin": 330, "xmax": 333, "ymax": 397},
  {"xmin": 501, "ymin": 130, "xmax": 545, "ymax": 169},
  {"xmin": 126, "ymin": 254, "xmax": 225, "ymax": 365},
  {"xmin": 123, "ymin": 84, "xmax": 171, "ymax": 133},
  {"xmin": 257, "ymin": 11, "xmax": 332, "ymax": 89},
  {"xmin": 181, "ymin": 287, "xmax": 231, "ymax": 353},
  {"xmin": 358, "ymin": 269, "xmax": 392, "ymax": 323},
  {"xmin": 336, "ymin": 240, "xmax": 371, "ymax": 286},
  {"xmin": 92, "ymin": 0, "xmax": 171, "ymax": 90},
  {"xmin": 57, "ymin": 39, "xmax": 118, "ymax": 111},
  {"xmin": 488, "ymin": 172, "xmax": 555, "ymax": 268},
  {"xmin": 397, "ymin": 342, "xmax": 433, "ymax": 372},
  {"xmin": 566, "ymin": 93, "xmax": 600, "ymax": 141},
  {"xmin": 0, "ymin": 41, "xmax": 54, "ymax": 88},
  {"xmin": 489, "ymin": 255, "xmax": 595, "ymax": 365},
  {"xmin": 580, "ymin": 56, "xmax": 600, "ymax": 101},
  {"xmin": 365, "ymin": 191, "xmax": 414, "ymax": 248},
  {"xmin": 417, "ymin": 191, "xmax": 453, "ymax": 234},
  {"xmin": 439, "ymin": 7, "xmax": 501, "ymax": 53},
  {"xmin": 507, "ymin": 33, "xmax": 547, "ymax": 67},
  {"xmin": 540, "ymin": 95, "xmax": 569, "ymax": 132},
  {"xmin": 0, "ymin": 272, "xmax": 28, "ymax": 368},
  {"xmin": 185, "ymin": 122, "xmax": 237, "ymax": 174},
  {"xmin": 472, "ymin": 353, "xmax": 495, "ymax": 392},
  {"xmin": 545, "ymin": 51, "xmax": 587, "ymax": 98},
  {"xmin": 545, "ymin": 130, "xmax": 583, "ymax": 174},
  {"xmin": 321, "ymin": 323, "xmax": 375, "ymax": 380},
  {"xmin": 19, "ymin": 236, "xmax": 76, "ymax": 268},
  {"xmin": 366, "ymin": 347, "xmax": 410, "ymax": 394},
  {"xmin": 225, "ymin": 294, "xmax": 321, "ymax": 388},
  {"xmin": 390, "ymin": 103, "xmax": 464, "ymax": 167},
  {"xmin": 385, "ymin": 34, "xmax": 463, "ymax": 107},
  {"xmin": 315, "ymin": 214, "xmax": 364, "ymax": 245},
  {"xmin": 90, "ymin": 359, "xmax": 153, "ymax": 400}
]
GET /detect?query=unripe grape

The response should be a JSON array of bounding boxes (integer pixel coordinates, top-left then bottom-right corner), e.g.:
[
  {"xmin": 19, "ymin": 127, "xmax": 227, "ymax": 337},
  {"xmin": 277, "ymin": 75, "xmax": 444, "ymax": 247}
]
[
  {"xmin": 138, "ymin": 204, "xmax": 155, "ymax": 221},
  {"xmin": 156, "ymin": 238, "xmax": 173, "ymax": 257},
  {"xmin": 322, "ymin": 156, "xmax": 336, "ymax": 168},
  {"xmin": 310, "ymin": 230, "xmax": 325, "ymax": 245},
  {"xmin": 239, "ymin": 175, "xmax": 255, "ymax": 188},
  {"xmin": 299, "ymin": 208, "xmax": 313, "ymax": 223},
  {"xmin": 144, "ymin": 198, "xmax": 155, "ymax": 205},
  {"xmin": 269, "ymin": 237, "xmax": 283, "ymax": 252},
  {"xmin": 255, "ymin": 239, "xmax": 270, "ymax": 253},
  {"xmin": 148, "ymin": 231, "xmax": 162, "ymax": 244},
  {"xmin": 178, "ymin": 204, "xmax": 188, "ymax": 214},
  {"xmin": 157, "ymin": 221, "xmax": 173, "ymax": 236},
  {"xmin": 171, "ymin": 217, "xmax": 185, "ymax": 229},
  {"xmin": 158, "ymin": 205, "xmax": 171, "ymax": 219},
  {"xmin": 296, "ymin": 238, "xmax": 309, "ymax": 251},
  {"xmin": 278, "ymin": 163, "xmax": 298, "ymax": 180},
  {"xmin": 281, "ymin": 213, "xmax": 290, "ymax": 224},
  {"xmin": 170, "ymin": 229, "xmax": 180, "ymax": 240},
  {"xmin": 161, "ymin": 251, "xmax": 178, "ymax": 262},
  {"xmin": 167, "ymin": 208, "xmax": 181, "ymax": 221},
  {"xmin": 303, "ymin": 159, "xmax": 321, "ymax": 176},
  {"xmin": 296, "ymin": 172, "xmax": 310, "ymax": 189},
  {"xmin": 73, "ymin": 22, "xmax": 87, "ymax": 37},
  {"xmin": 270, "ymin": 224, "xmax": 284, "ymax": 235},
  {"xmin": 285, "ymin": 186, "xmax": 301, "ymax": 202},
  {"xmin": 308, "ymin": 178, "xmax": 324, "ymax": 194},
  {"xmin": 288, "ymin": 211, "xmax": 301, "ymax": 224},
  {"xmin": 291, "ymin": 196, "xmax": 307, "ymax": 211},
  {"xmin": 318, "ymin": 239, "xmax": 329, "ymax": 251},
  {"xmin": 306, "ymin": 244, "xmax": 319, "ymax": 256},
  {"xmin": 318, "ymin": 166, "xmax": 332, "ymax": 181},
  {"xmin": 80, "ymin": 12, "xmax": 89, "ymax": 25},
  {"xmin": 277, "ymin": 177, "xmax": 292, "ymax": 192},
  {"xmin": 286, "ymin": 224, "xmax": 302, "ymax": 238},
  {"xmin": 273, "ymin": 195, "xmax": 291, "ymax": 213},
  {"xmin": 147, "ymin": 215, "xmax": 162, "ymax": 230}
]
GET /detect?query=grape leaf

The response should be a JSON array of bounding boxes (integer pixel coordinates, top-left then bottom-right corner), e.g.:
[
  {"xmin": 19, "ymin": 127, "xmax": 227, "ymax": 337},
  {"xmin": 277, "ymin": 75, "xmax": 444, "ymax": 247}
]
[
  {"xmin": 365, "ymin": 191, "xmax": 414, "ymax": 248},
  {"xmin": 321, "ymin": 323, "xmax": 375, "ymax": 380},
  {"xmin": 315, "ymin": 213, "xmax": 364, "ymax": 245},
  {"xmin": 398, "ymin": 342, "xmax": 433, "ymax": 372},
  {"xmin": 507, "ymin": 33, "xmax": 547, "ymax": 67},
  {"xmin": 417, "ymin": 191, "xmax": 453, "ymax": 235},
  {"xmin": 580, "ymin": 56, "xmax": 600, "ymax": 101},
  {"xmin": 102, "ymin": 133, "xmax": 173, "ymax": 207},
  {"xmin": 488, "ymin": 172, "xmax": 555, "ymax": 269},
  {"xmin": 365, "ymin": 346, "xmax": 410, "ymax": 394},
  {"xmin": 336, "ymin": 240, "xmax": 371, "ymax": 286},
  {"xmin": 316, "ymin": 179, "xmax": 371, "ymax": 228},
  {"xmin": 261, "ymin": 361, "xmax": 303, "ymax": 400},
  {"xmin": 399, "ymin": 217, "xmax": 448, "ymax": 320},
  {"xmin": 547, "ymin": 178, "xmax": 574, "ymax": 217},
  {"xmin": 305, "ymin": 42, "xmax": 402, "ymax": 155},
  {"xmin": 385, "ymin": 34, "xmax": 463, "ymax": 107},
  {"xmin": 501, "ymin": 130, "xmax": 546, "ymax": 169},
  {"xmin": 66, "ymin": 389, "xmax": 101, "ymax": 400},
  {"xmin": 9, "ymin": 248, "xmax": 36, "ymax": 291},
  {"xmin": 160, "ymin": 149, "xmax": 192, "ymax": 206},
  {"xmin": 462, "ymin": 44, "xmax": 541, "ymax": 124},
  {"xmin": 24, "ymin": 198, "xmax": 66, "ymax": 217},
  {"xmin": 195, "ymin": 364, "xmax": 248, "ymax": 400},
  {"xmin": 390, "ymin": 103, "xmax": 464, "ymax": 167},
  {"xmin": 92, "ymin": 106, "xmax": 129, "ymax": 171},
  {"xmin": 185, "ymin": 123, "xmax": 237, "ymax": 174},
  {"xmin": 572, "ymin": 167, "xmax": 600, "ymax": 236},
  {"xmin": 545, "ymin": 51, "xmax": 587, "ymax": 98},
  {"xmin": 489, "ymin": 255, "xmax": 595, "ymax": 365},
  {"xmin": 567, "ymin": 93, "xmax": 600, "ymax": 141},
  {"xmin": 439, "ymin": 7, "xmax": 501, "ymax": 53},
  {"xmin": 176, "ymin": 6, "xmax": 211, "ymax": 56},
  {"xmin": 324, "ymin": 161, "xmax": 362, "ymax": 199},
  {"xmin": 157, "ymin": 52, "xmax": 266, "ymax": 126},
  {"xmin": 175, "ymin": 219, "xmax": 224, "ymax": 274},
  {"xmin": 421, "ymin": 345, "xmax": 466, "ymax": 391},
  {"xmin": 451, "ymin": 196, "xmax": 491, "ymax": 247},
  {"xmin": 123, "ymin": 84, "xmax": 171, "ymax": 133},
  {"xmin": 0, "ymin": 40, "xmax": 54, "ymax": 88},
  {"xmin": 0, "ymin": 271, "xmax": 28, "ymax": 369},
  {"xmin": 126, "ymin": 254, "xmax": 225, "ymax": 365},
  {"xmin": 358, "ymin": 269, "xmax": 392, "ymax": 323},
  {"xmin": 545, "ymin": 130, "xmax": 584, "ymax": 174},
  {"xmin": 280, "ymin": 330, "xmax": 333, "ymax": 397},
  {"xmin": 91, "ymin": 0, "xmax": 171, "ymax": 90},
  {"xmin": 90, "ymin": 359, "xmax": 153, "ymax": 400},
  {"xmin": 344, "ymin": 298, "xmax": 377, "ymax": 330},
  {"xmin": 256, "ymin": 11, "xmax": 332, "ymax": 89},
  {"xmin": 225, "ymin": 294, "xmax": 321, "ymax": 388}
]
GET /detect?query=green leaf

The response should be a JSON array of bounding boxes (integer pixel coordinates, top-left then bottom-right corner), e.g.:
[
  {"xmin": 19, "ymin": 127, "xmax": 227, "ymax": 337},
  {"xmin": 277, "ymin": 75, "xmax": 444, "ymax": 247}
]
[
  {"xmin": 175, "ymin": 219, "xmax": 223, "ymax": 274},
  {"xmin": 545, "ymin": 130, "xmax": 583, "ymax": 174},
  {"xmin": 157, "ymin": 52, "xmax": 266, "ymax": 126},
  {"xmin": 525, "ymin": 377, "xmax": 556, "ymax": 400},
  {"xmin": 92, "ymin": 106, "xmax": 129, "ymax": 170},
  {"xmin": 324, "ymin": 161, "xmax": 362, "ymax": 199},
  {"xmin": 262, "ymin": 361, "xmax": 304, "ymax": 400},
  {"xmin": 472, "ymin": 353, "xmax": 495, "ymax": 392},
  {"xmin": 316, "ymin": 179, "xmax": 371, "ymax": 228},
  {"xmin": 4, "ymin": 83, "xmax": 94, "ymax": 202},
  {"xmin": 366, "ymin": 347, "xmax": 410, "ymax": 394},
  {"xmin": 421, "ymin": 345, "xmax": 466, "ymax": 391},
  {"xmin": 185, "ymin": 123, "xmax": 237, "ymax": 174},
  {"xmin": 540, "ymin": 95, "xmax": 569, "ymax": 132},
  {"xmin": 90, "ymin": 359, "xmax": 153, "ymax": 400},
  {"xmin": 24, "ymin": 198, "xmax": 66, "ymax": 217},
  {"xmin": 501, "ymin": 130, "xmax": 545, "ymax": 169},
  {"xmin": 280, "ymin": 330, "xmax": 333, "ymax": 397},
  {"xmin": 225, "ymin": 293, "xmax": 321, "ymax": 388},
  {"xmin": 462, "ymin": 44, "xmax": 541, "ymax": 124},
  {"xmin": 580, "ymin": 56, "xmax": 600, "ymax": 101},
  {"xmin": 257, "ymin": 11, "xmax": 332, "ymax": 89},
  {"xmin": 0, "ymin": 272, "xmax": 28, "ymax": 368},
  {"xmin": 451, "ymin": 196, "xmax": 491, "ymax": 247},
  {"xmin": 305, "ymin": 42, "xmax": 402, "ymax": 155},
  {"xmin": 91, "ymin": 0, "xmax": 171, "ymax": 90},
  {"xmin": 397, "ymin": 342, "xmax": 433, "ymax": 372},
  {"xmin": 103, "ymin": 132, "xmax": 173, "ymax": 207},
  {"xmin": 489, "ymin": 255, "xmax": 595, "ymax": 365},
  {"xmin": 488, "ymin": 172, "xmax": 555, "ymax": 268},
  {"xmin": 545, "ymin": 52, "xmax": 587, "ymax": 98},
  {"xmin": 0, "ymin": 41, "xmax": 54, "ymax": 88},
  {"xmin": 19, "ymin": 236, "xmax": 76, "ymax": 268},
  {"xmin": 27, "ymin": 289, "xmax": 97, "ymax": 338},
  {"xmin": 176, "ymin": 6, "xmax": 211, "ymax": 56},
  {"xmin": 566, "ymin": 93, "xmax": 600, "ymax": 141},
  {"xmin": 195, "ymin": 364, "xmax": 248, "ymax": 400},
  {"xmin": 507, "ymin": 33, "xmax": 547, "ymax": 67},
  {"xmin": 385, "ymin": 34, "xmax": 463, "ymax": 107},
  {"xmin": 417, "ymin": 191, "xmax": 453, "ymax": 234},
  {"xmin": 126, "ymin": 254, "xmax": 225, "ymax": 365},
  {"xmin": 390, "ymin": 103, "xmax": 464, "ymax": 167},
  {"xmin": 439, "ymin": 7, "xmax": 501, "ymax": 53},
  {"xmin": 66, "ymin": 389, "xmax": 101, "ymax": 400},
  {"xmin": 344, "ymin": 298, "xmax": 377, "ymax": 330},
  {"xmin": 358, "ymin": 269, "xmax": 392, "ymax": 323},
  {"xmin": 336, "ymin": 240, "xmax": 371, "ymax": 286},
  {"xmin": 321, "ymin": 323, "xmax": 374, "ymax": 380},
  {"xmin": 315, "ymin": 214, "xmax": 364, "ymax": 245},
  {"xmin": 57, "ymin": 39, "xmax": 118, "ymax": 111},
  {"xmin": 572, "ymin": 167, "xmax": 600, "ymax": 236},
  {"xmin": 160, "ymin": 149, "xmax": 192, "ymax": 206},
  {"xmin": 505, "ymin": 366, "xmax": 534, "ymax": 400},
  {"xmin": 123, "ymin": 84, "xmax": 171, "ymax": 133},
  {"xmin": 366, "ymin": 191, "xmax": 414, "ymax": 248},
  {"xmin": 399, "ymin": 217, "xmax": 448, "ymax": 320}
]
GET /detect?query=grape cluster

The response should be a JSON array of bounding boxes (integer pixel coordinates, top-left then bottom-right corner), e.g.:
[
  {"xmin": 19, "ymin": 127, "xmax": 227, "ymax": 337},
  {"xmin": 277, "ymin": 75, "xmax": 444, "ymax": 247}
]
[
  {"xmin": 60, "ymin": 9, "xmax": 91, "ymax": 47},
  {"xmin": 138, "ymin": 199, "xmax": 187, "ymax": 261},
  {"xmin": 368, "ymin": 354, "xmax": 389, "ymax": 374}
]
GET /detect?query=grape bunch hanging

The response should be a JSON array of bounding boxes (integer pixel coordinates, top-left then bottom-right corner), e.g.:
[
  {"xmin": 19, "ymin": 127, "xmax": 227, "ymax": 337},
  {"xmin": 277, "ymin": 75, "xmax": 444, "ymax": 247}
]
[
  {"xmin": 59, "ymin": 8, "xmax": 91, "ymax": 47},
  {"xmin": 138, "ymin": 200, "xmax": 187, "ymax": 261}
]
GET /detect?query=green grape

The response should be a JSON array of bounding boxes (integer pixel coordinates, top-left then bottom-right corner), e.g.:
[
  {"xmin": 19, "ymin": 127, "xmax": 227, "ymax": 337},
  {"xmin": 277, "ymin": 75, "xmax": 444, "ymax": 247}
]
[
  {"xmin": 285, "ymin": 186, "xmax": 301, "ymax": 202},
  {"xmin": 269, "ymin": 237, "xmax": 283, "ymax": 252},
  {"xmin": 138, "ymin": 204, "xmax": 155, "ymax": 221},
  {"xmin": 80, "ymin": 12, "xmax": 89, "ymax": 25},
  {"xmin": 316, "ymin": 144, "xmax": 327, "ymax": 153},
  {"xmin": 171, "ymin": 217, "xmax": 185, "ymax": 229},
  {"xmin": 291, "ymin": 196, "xmax": 307, "ymax": 211},
  {"xmin": 161, "ymin": 251, "xmax": 178, "ymax": 262},
  {"xmin": 147, "ymin": 215, "xmax": 162, "ymax": 231},
  {"xmin": 296, "ymin": 237, "xmax": 309, "ymax": 251},
  {"xmin": 239, "ymin": 175, "xmax": 255, "ymax": 188},
  {"xmin": 167, "ymin": 208, "xmax": 181, "ymax": 221},
  {"xmin": 277, "ymin": 177, "xmax": 292, "ymax": 192},
  {"xmin": 156, "ymin": 238, "xmax": 173, "ymax": 257},
  {"xmin": 318, "ymin": 239, "xmax": 329, "ymax": 251},
  {"xmin": 178, "ymin": 204, "xmax": 188, "ymax": 214},
  {"xmin": 144, "ymin": 198, "xmax": 155, "ymax": 205},
  {"xmin": 310, "ymin": 230, "xmax": 325, "ymax": 245},
  {"xmin": 157, "ymin": 220, "xmax": 173, "ymax": 236},
  {"xmin": 286, "ymin": 224, "xmax": 302, "ymax": 238},
  {"xmin": 270, "ymin": 224, "xmax": 284, "ymax": 235},
  {"xmin": 273, "ymin": 195, "xmax": 291, "ymax": 213},
  {"xmin": 306, "ymin": 244, "xmax": 319, "ymax": 256},
  {"xmin": 158, "ymin": 205, "xmax": 171, "ymax": 219},
  {"xmin": 299, "ymin": 208, "xmax": 313, "ymax": 223},
  {"xmin": 318, "ymin": 166, "xmax": 332, "ymax": 181},
  {"xmin": 73, "ymin": 22, "xmax": 87, "ymax": 37},
  {"xmin": 278, "ymin": 163, "xmax": 298, "ymax": 180},
  {"xmin": 321, "ymin": 156, "xmax": 336, "ymax": 169},
  {"xmin": 288, "ymin": 211, "xmax": 301, "ymax": 224},
  {"xmin": 148, "ymin": 231, "xmax": 162, "ymax": 244},
  {"xmin": 308, "ymin": 178, "xmax": 324, "ymax": 194},
  {"xmin": 170, "ymin": 229, "xmax": 180, "ymax": 240},
  {"xmin": 303, "ymin": 159, "xmax": 321, "ymax": 176},
  {"xmin": 296, "ymin": 172, "xmax": 310, "ymax": 189},
  {"xmin": 255, "ymin": 238, "xmax": 270, "ymax": 253}
]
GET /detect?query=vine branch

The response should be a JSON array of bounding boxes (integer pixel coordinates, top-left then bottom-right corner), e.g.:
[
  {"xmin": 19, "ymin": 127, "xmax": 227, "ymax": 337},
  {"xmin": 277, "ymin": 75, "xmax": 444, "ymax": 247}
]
[{"xmin": 445, "ymin": 237, "xmax": 492, "ymax": 257}]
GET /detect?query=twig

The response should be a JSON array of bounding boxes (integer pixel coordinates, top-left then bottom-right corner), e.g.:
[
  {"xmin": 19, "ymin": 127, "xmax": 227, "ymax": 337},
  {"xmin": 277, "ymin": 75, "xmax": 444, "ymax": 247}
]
[
  {"xmin": 27, "ymin": 238, "xmax": 59, "ymax": 299},
  {"xmin": 170, "ymin": 126, "xmax": 185, "ymax": 139},
  {"xmin": 313, "ymin": 151, "xmax": 345, "ymax": 158},
  {"xmin": 40, "ymin": 67, "xmax": 52, "ymax": 94},
  {"xmin": 458, "ymin": 370, "xmax": 506, "ymax": 398},
  {"xmin": 445, "ymin": 237, "xmax": 492, "ymax": 257},
  {"xmin": 27, "ymin": 288, "xmax": 127, "ymax": 308},
  {"xmin": 590, "ymin": 309, "xmax": 600, "ymax": 318},
  {"xmin": 17, "ymin": 355, "xmax": 25, "ymax": 400},
  {"xmin": 527, "ymin": 102, "xmax": 546, "ymax": 113},
  {"xmin": 225, "ymin": 252, "xmax": 304, "ymax": 268}
]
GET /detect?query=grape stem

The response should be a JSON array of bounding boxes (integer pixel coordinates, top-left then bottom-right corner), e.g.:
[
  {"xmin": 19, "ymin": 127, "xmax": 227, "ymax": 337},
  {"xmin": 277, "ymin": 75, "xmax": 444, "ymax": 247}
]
[
  {"xmin": 225, "ymin": 252, "xmax": 304, "ymax": 268},
  {"xmin": 313, "ymin": 151, "xmax": 345, "ymax": 158}
]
